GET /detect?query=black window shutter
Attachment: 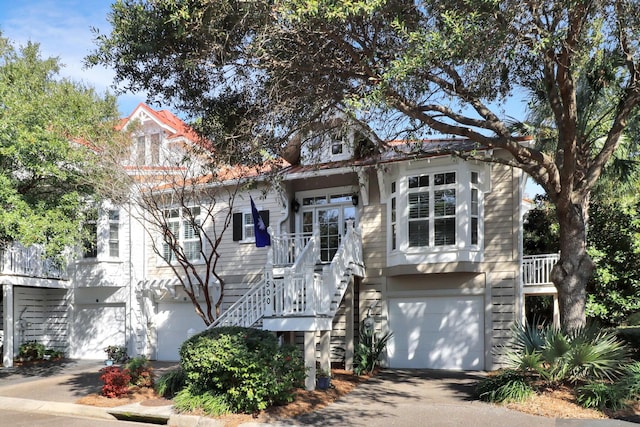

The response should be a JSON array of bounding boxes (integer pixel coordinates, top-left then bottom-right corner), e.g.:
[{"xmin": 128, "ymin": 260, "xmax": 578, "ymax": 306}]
[
  {"xmin": 259, "ymin": 210, "xmax": 269, "ymax": 227},
  {"xmin": 232, "ymin": 212, "xmax": 243, "ymax": 241}
]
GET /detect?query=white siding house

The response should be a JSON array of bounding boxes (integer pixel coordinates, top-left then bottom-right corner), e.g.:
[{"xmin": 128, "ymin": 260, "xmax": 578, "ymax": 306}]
[{"xmin": 1, "ymin": 104, "xmax": 557, "ymax": 389}]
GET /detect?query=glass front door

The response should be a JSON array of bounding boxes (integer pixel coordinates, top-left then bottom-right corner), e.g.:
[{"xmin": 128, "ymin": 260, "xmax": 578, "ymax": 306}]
[{"xmin": 300, "ymin": 193, "xmax": 357, "ymax": 262}]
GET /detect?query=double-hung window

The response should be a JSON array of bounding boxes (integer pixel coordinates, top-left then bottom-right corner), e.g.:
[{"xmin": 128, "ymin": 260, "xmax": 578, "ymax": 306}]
[
  {"xmin": 408, "ymin": 175, "xmax": 430, "ymax": 247},
  {"xmin": 108, "ymin": 209, "xmax": 120, "ymax": 258},
  {"xmin": 433, "ymin": 172, "xmax": 456, "ymax": 246},
  {"xmin": 162, "ymin": 207, "xmax": 202, "ymax": 263},
  {"xmin": 407, "ymin": 172, "xmax": 456, "ymax": 248},
  {"xmin": 82, "ymin": 210, "xmax": 98, "ymax": 258}
]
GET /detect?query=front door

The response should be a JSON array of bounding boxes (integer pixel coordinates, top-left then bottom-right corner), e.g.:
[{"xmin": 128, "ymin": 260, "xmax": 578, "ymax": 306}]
[{"xmin": 299, "ymin": 193, "xmax": 357, "ymax": 262}]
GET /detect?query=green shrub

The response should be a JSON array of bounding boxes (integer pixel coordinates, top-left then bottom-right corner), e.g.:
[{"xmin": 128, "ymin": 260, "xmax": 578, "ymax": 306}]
[
  {"xmin": 353, "ymin": 326, "xmax": 392, "ymax": 376},
  {"xmin": 476, "ymin": 370, "xmax": 534, "ymax": 403},
  {"xmin": 44, "ymin": 348, "xmax": 64, "ymax": 359},
  {"xmin": 173, "ymin": 388, "xmax": 232, "ymax": 416},
  {"xmin": 617, "ymin": 361, "xmax": 640, "ymax": 401},
  {"xmin": 576, "ymin": 381, "xmax": 627, "ymax": 410},
  {"xmin": 125, "ymin": 356, "xmax": 153, "ymax": 387},
  {"xmin": 179, "ymin": 326, "xmax": 305, "ymax": 414},
  {"xmin": 155, "ymin": 368, "xmax": 186, "ymax": 398},
  {"xmin": 18, "ymin": 341, "xmax": 45, "ymax": 360},
  {"xmin": 505, "ymin": 322, "xmax": 628, "ymax": 385},
  {"xmin": 104, "ymin": 345, "xmax": 128, "ymax": 363}
]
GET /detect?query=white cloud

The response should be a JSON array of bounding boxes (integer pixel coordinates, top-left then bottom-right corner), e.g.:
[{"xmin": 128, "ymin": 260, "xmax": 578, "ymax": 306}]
[{"xmin": 0, "ymin": 0, "xmax": 146, "ymax": 115}]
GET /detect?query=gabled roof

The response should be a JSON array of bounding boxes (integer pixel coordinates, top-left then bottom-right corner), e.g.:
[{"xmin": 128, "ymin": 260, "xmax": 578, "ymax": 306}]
[{"xmin": 117, "ymin": 103, "xmax": 201, "ymax": 142}]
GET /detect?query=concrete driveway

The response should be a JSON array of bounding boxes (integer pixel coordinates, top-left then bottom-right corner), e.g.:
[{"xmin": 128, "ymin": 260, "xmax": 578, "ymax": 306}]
[{"xmin": 253, "ymin": 370, "xmax": 637, "ymax": 427}]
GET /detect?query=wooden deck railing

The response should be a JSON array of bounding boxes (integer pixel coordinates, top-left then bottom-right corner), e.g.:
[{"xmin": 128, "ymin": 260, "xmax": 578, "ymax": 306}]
[{"xmin": 522, "ymin": 253, "xmax": 559, "ymax": 287}]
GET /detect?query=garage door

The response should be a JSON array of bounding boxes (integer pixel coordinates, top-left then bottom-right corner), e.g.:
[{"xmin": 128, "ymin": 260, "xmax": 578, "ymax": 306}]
[
  {"xmin": 74, "ymin": 305, "xmax": 126, "ymax": 359},
  {"xmin": 387, "ymin": 296, "xmax": 484, "ymax": 370},
  {"xmin": 156, "ymin": 302, "xmax": 205, "ymax": 361}
]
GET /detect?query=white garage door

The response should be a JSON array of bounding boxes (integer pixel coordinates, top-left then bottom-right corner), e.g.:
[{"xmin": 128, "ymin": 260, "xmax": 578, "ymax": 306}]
[
  {"xmin": 156, "ymin": 302, "xmax": 205, "ymax": 361},
  {"xmin": 388, "ymin": 296, "xmax": 484, "ymax": 370},
  {"xmin": 75, "ymin": 305, "xmax": 126, "ymax": 359}
]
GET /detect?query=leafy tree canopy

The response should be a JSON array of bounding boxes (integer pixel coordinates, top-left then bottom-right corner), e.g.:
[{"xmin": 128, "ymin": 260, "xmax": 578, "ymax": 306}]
[
  {"xmin": 88, "ymin": 0, "xmax": 640, "ymax": 330},
  {"xmin": 0, "ymin": 35, "xmax": 122, "ymax": 256}
]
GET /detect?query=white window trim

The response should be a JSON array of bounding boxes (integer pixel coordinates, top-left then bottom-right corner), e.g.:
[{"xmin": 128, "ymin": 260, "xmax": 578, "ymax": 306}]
[
  {"xmin": 387, "ymin": 161, "xmax": 486, "ymax": 266},
  {"xmin": 238, "ymin": 210, "xmax": 256, "ymax": 244},
  {"xmin": 107, "ymin": 209, "xmax": 120, "ymax": 259},
  {"xmin": 158, "ymin": 206, "xmax": 204, "ymax": 265},
  {"xmin": 294, "ymin": 186, "xmax": 358, "ymax": 232},
  {"xmin": 80, "ymin": 204, "xmax": 123, "ymax": 263}
]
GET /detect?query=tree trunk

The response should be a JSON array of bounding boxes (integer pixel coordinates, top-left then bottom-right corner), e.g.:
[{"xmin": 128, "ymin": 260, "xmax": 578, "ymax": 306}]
[{"xmin": 550, "ymin": 200, "xmax": 594, "ymax": 331}]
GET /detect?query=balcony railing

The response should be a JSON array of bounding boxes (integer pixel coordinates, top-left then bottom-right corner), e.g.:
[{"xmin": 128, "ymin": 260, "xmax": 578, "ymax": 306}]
[
  {"xmin": 0, "ymin": 243, "xmax": 67, "ymax": 280},
  {"xmin": 270, "ymin": 230, "xmax": 314, "ymax": 266},
  {"xmin": 522, "ymin": 253, "xmax": 558, "ymax": 287}
]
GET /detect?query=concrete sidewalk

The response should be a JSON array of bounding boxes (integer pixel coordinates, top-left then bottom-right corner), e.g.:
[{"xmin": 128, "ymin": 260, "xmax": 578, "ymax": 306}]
[
  {"xmin": 0, "ymin": 360, "xmax": 638, "ymax": 426},
  {"xmin": 0, "ymin": 359, "xmax": 220, "ymax": 426}
]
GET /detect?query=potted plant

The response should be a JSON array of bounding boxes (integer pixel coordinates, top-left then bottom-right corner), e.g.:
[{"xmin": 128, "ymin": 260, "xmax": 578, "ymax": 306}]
[
  {"xmin": 104, "ymin": 345, "xmax": 128, "ymax": 365},
  {"xmin": 316, "ymin": 369, "xmax": 331, "ymax": 390}
]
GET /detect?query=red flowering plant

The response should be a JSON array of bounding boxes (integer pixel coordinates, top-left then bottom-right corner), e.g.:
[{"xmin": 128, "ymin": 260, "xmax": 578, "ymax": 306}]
[{"xmin": 99, "ymin": 366, "xmax": 132, "ymax": 398}]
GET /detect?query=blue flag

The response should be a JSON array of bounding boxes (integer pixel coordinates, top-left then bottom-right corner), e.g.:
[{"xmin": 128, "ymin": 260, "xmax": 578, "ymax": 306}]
[{"xmin": 250, "ymin": 196, "xmax": 271, "ymax": 247}]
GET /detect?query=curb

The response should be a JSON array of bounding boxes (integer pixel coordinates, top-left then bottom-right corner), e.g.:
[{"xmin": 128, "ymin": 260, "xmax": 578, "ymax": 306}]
[
  {"xmin": 0, "ymin": 396, "xmax": 115, "ymax": 420},
  {"xmin": 0, "ymin": 395, "xmax": 230, "ymax": 426}
]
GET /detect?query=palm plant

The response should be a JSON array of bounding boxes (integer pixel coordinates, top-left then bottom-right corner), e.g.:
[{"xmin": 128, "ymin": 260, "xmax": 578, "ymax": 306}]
[
  {"xmin": 504, "ymin": 321, "xmax": 628, "ymax": 385},
  {"xmin": 353, "ymin": 326, "xmax": 392, "ymax": 376}
]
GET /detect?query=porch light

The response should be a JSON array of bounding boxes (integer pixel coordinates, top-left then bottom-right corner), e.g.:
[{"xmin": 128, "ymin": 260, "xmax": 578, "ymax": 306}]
[
  {"xmin": 351, "ymin": 194, "xmax": 359, "ymax": 206},
  {"xmin": 291, "ymin": 199, "xmax": 300, "ymax": 213}
]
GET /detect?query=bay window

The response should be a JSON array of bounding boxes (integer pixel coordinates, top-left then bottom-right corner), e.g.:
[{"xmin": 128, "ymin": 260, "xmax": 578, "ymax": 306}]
[{"xmin": 388, "ymin": 163, "xmax": 486, "ymax": 265}]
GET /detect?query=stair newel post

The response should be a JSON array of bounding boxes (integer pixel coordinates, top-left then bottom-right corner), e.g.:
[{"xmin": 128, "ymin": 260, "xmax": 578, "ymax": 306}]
[
  {"xmin": 305, "ymin": 262, "xmax": 315, "ymax": 315},
  {"xmin": 284, "ymin": 266, "xmax": 293, "ymax": 315},
  {"xmin": 319, "ymin": 264, "xmax": 331, "ymax": 314},
  {"xmin": 264, "ymin": 249, "xmax": 274, "ymax": 317},
  {"xmin": 312, "ymin": 226, "xmax": 320, "ymax": 263}
]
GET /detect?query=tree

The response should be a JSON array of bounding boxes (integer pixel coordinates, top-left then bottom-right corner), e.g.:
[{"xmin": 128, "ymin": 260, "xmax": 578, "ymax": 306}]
[
  {"xmin": 103, "ymin": 115, "xmax": 269, "ymax": 326},
  {"xmin": 87, "ymin": 1, "xmax": 640, "ymax": 331},
  {"xmin": 586, "ymin": 195, "xmax": 640, "ymax": 326},
  {"xmin": 0, "ymin": 35, "xmax": 121, "ymax": 257},
  {"xmin": 133, "ymin": 165, "xmax": 243, "ymax": 326}
]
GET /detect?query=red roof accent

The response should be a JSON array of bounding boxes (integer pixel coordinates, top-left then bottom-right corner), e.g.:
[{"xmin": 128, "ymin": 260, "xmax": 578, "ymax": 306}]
[{"xmin": 117, "ymin": 103, "xmax": 203, "ymax": 143}]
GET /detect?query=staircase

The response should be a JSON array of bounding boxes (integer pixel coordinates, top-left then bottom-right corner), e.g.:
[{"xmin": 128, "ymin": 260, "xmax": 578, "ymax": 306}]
[{"xmin": 210, "ymin": 221, "xmax": 364, "ymax": 331}]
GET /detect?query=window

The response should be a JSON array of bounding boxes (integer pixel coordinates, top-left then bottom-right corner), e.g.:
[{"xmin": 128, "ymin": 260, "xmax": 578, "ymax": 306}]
[
  {"xmin": 233, "ymin": 209, "xmax": 269, "ymax": 242},
  {"xmin": 387, "ymin": 164, "xmax": 485, "ymax": 266},
  {"xmin": 243, "ymin": 213, "xmax": 255, "ymax": 240},
  {"xmin": 108, "ymin": 209, "xmax": 120, "ymax": 258},
  {"xmin": 390, "ymin": 182, "xmax": 397, "ymax": 250},
  {"xmin": 162, "ymin": 207, "xmax": 202, "ymax": 262},
  {"xmin": 135, "ymin": 135, "xmax": 146, "ymax": 164},
  {"xmin": 82, "ymin": 210, "xmax": 98, "ymax": 258},
  {"xmin": 471, "ymin": 172, "xmax": 479, "ymax": 245},
  {"xmin": 406, "ymin": 172, "xmax": 457, "ymax": 248},
  {"xmin": 150, "ymin": 133, "xmax": 160, "ymax": 164},
  {"xmin": 331, "ymin": 141, "xmax": 343, "ymax": 155}
]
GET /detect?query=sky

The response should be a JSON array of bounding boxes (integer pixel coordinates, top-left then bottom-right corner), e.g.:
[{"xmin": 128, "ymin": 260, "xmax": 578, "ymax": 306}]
[{"xmin": 0, "ymin": 0, "xmax": 146, "ymax": 116}]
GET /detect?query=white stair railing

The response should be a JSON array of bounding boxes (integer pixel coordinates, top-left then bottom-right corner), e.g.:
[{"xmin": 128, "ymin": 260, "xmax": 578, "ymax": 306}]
[
  {"xmin": 271, "ymin": 230, "xmax": 320, "ymax": 315},
  {"xmin": 270, "ymin": 229, "xmax": 314, "ymax": 266},
  {"xmin": 209, "ymin": 272, "xmax": 270, "ymax": 328},
  {"xmin": 209, "ymin": 222, "xmax": 363, "ymax": 328},
  {"xmin": 316, "ymin": 221, "xmax": 362, "ymax": 314},
  {"xmin": 522, "ymin": 253, "xmax": 559, "ymax": 287},
  {"xmin": 209, "ymin": 229, "xmax": 320, "ymax": 328}
]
